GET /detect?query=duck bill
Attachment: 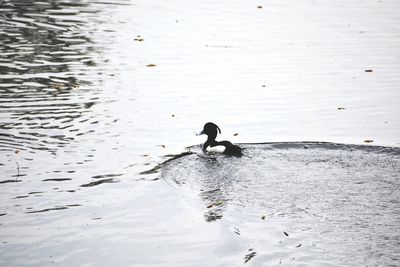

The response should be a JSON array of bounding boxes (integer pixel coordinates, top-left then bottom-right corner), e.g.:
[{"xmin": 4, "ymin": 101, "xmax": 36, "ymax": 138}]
[{"xmin": 197, "ymin": 130, "xmax": 204, "ymax": 136}]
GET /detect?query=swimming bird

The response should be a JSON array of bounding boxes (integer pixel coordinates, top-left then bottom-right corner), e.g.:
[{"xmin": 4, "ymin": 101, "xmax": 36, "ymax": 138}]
[{"xmin": 198, "ymin": 122, "xmax": 242, "ymax": 156}]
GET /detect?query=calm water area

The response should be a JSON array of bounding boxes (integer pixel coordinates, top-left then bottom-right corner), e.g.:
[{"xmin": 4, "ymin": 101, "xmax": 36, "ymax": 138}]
[{"xmin": 0, "ymin": 0, "xmax": 399, "ymax": 266}]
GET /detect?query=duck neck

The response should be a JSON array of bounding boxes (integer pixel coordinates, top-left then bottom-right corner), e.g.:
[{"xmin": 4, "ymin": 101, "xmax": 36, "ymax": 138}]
[
  {"xmin": 203, "ymin": 134, "xmax": 217, "ymax": 151},
  {"xmin": 207, "ymin": 134, "xmax": 217, "ymax": 143}
]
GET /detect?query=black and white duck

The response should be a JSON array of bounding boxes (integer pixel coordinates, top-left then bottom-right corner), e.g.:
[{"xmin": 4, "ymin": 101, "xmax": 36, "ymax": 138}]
[{"xmin": 198, "ymin": 122, "xmax": 242, "ymax": 156}]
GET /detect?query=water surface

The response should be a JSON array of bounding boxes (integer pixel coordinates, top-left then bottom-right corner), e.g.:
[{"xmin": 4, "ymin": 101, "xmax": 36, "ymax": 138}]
[
  {"xmin": 161, "ymin": 143, "xmax": 400, "ymax": 266},
  {"xmin": 0, "ymin": 0, "xmax": 399, "ymax": 266}
]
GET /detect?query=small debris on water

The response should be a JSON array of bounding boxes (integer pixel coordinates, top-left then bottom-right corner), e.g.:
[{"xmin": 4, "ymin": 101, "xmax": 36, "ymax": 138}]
[
  {"xmin": 146, "ymin": 64, "xmax": 157, "ymax": 67},
  {"xmin": 337, "ymin": 107, "xmax": 346, "ymax": 110},
  {"xmin": 257, "ymin": 5, "xmax": 263, "ymax": 9},
  {"xmin": 134, "ymin": 35, "xmax": 144, "ymax": 42},
  {"xmin": 244, "ymin": 250, "xmax": 257, "ymax": 263},
  {"xmin": 233, "ymin": 133, "xmax": 239, "ymax": 136},
  {"xmin": 261, "ymin": 215, "xmax": 266, "ymax": 220},
  {"xmin": 296, "ymin": 243, "xmax": 302, "ymax": 248},
  {"xmin": 364, "ymin": 139, "xmax": 374, "ymax": 143},
  {"xmin": 283, "ymin": 231, "xmax": 289, "ymax": 236},
  {"xmin": 364, "ymin": 69, "xmax": 373, "ymax": 72}
]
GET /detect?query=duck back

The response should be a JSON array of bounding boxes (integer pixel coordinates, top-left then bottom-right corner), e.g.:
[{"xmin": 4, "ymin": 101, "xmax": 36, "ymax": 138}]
[{"xmin": 217, "ymin": 141, "xmax": 242, "ymax": 156}]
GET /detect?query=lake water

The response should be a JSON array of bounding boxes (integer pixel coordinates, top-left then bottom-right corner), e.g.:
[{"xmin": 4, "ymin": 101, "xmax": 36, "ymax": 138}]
[{"xmin": 0, "ymin": 0, "xmax": 399, "ymax": 266}]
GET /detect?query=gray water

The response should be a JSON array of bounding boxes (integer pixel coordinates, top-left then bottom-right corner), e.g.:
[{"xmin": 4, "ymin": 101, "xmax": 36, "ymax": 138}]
[
  {"xmin": 162, "ymin": 143, "xmax": 400, "ymax": 266},
  {"xmin": 1, "ymin": 0, "xmax": 400, "ymax": 266}
]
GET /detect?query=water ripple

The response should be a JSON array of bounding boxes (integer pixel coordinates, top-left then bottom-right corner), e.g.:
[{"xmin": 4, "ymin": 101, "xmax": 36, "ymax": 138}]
[
  {"xmin": 0, "ymin": 0, "xmax": 109, "ymax": 152},
  {"xmin": 161, "ymin": 143, "xmax": 400, "ymax": 266}
]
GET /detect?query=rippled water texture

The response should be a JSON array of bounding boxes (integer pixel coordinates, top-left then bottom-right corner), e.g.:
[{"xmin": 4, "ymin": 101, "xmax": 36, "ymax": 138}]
[
  {"xmin": 162, "ymin": 143, "xmax": 400, "ymax": 266},
  {"xmin": 0, "ymin": 0, "xmax": 399, "ymax": 266},
  {"xmin": 1, "ymin": 0, "xmax": 105, "ymax": 151}
]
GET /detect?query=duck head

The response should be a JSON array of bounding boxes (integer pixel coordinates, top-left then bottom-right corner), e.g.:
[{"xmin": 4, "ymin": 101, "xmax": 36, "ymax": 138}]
[{"xmin": 198, "ymin": 122, "xmax": 221, "ymax": 140}]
